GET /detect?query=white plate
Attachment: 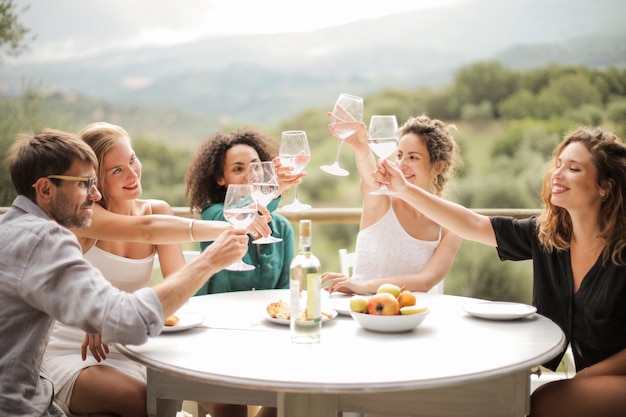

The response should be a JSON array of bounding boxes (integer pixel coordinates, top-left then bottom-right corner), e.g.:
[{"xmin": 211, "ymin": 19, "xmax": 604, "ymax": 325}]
[
  {"xmin": 263, "ymin": 310, "xmax": 338, "ymax": 325},
  {"xmin": 161, "ymin": 313, "xmax": 206, "ymax": 332},
  {"xmin": 464, "ymin": 301, "xmax": 537, "ymax": 320},
  {"xmin": 324, "ymin": 292, "xmax": 353, "ymax": 316}
]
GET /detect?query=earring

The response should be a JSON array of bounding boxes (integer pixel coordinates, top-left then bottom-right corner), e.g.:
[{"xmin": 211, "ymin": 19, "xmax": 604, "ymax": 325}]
[{"xmin": 603, "ymin": 194, "xmax": 609, "ymax": 202}]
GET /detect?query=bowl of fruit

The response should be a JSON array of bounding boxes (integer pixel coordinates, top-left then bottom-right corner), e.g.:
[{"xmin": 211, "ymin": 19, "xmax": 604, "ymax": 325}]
[{"xmin": 349, "ymin": 284, "xmax": 429, "ymax": 333}]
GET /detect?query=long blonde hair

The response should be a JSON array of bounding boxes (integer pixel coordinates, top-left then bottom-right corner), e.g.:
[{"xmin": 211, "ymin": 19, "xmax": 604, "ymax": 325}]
[
  {"xmin": 537, "ymin": 127, "xmax": 626, "ymax": 265},
  {"xmin": 79, "ymin": 122, "xmax": 131, "ymax": 209}
]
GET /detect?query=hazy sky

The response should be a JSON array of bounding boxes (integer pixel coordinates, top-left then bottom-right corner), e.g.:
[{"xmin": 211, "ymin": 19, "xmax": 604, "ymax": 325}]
[{"xmin": 12, "ymin": 0, "xmax": 468, "ymax": 63}]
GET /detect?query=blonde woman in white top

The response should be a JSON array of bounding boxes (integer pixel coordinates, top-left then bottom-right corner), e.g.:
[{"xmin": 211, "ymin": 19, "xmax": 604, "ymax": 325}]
[
  {"xmin": 44, "ymin": 122, "xmax": 272, "ymax": 417},
  {"xmin": 322, "ymin": 114, "xmax": 462, "ymax": 294}
]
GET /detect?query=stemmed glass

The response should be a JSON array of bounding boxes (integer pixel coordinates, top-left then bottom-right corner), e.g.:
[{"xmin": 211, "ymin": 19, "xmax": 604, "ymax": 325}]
[
  {"xmin": 223, "ymin": 184, "xmax": 257, "ymax": 271},
  {"xmin": 279, "ymin": 130, "xmax": 311, "ymax": 212},
  {"xmin": 321, "ymin": 93, "xmax": 364, "ymax": 177},
  {"xmin": 247, "ymin": 161, "xmax": 282, "ymax": 244},
  {"xmin": 368, "ymin": 115, "xmax": 399, "ymax": 196}
]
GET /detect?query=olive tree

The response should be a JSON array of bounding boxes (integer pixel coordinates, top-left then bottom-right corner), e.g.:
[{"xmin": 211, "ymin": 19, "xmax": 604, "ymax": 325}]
[{"xmin": 0, "ymin": 0, "xmax": 33, "ymax": 62}]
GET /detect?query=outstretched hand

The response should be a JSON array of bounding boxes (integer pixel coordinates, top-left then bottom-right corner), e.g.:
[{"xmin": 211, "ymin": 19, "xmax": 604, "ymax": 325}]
[
  {"xmin": 373, "ymin": 159, "xmax": 409, "ymax": 192},
  {"xmin": 204, "ymin": 229, "xmax": 249, "ymax": 271},
  {"xmin": 327, "ymin": 111, "xmax": 368, "ymax": 151},
  {"xmin": 273, "ymin": 156, "xmax": 305, "ymax": 196},
  {"xmin": 247, "ymin": 208, "xmax": 272, "ymax": 240}
]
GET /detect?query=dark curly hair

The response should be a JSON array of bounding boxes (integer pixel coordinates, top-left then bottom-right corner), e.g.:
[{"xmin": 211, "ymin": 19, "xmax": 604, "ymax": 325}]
[
  {"xmin": 186, "ymin": 127, "xmax": 278, "ymax": 213},
  {"xmin": 398, "ymin": 114, "xmax": 461, "ymax": 197}
]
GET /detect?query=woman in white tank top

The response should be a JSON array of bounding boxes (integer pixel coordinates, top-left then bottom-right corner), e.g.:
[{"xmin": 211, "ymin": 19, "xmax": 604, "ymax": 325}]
[
  {"xmin": 322, "ymin": 114, "xmax": 462, "ymax": 294},
  {"xmin": 43, "ymin": 123, "xmax": 188, "ymax": 417}
]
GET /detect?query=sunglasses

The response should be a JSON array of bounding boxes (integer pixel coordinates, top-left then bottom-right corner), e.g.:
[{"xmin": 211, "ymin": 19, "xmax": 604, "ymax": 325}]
[{"xmin": 32, "ymin": 175, "xmax": 98, "ymax": 190}]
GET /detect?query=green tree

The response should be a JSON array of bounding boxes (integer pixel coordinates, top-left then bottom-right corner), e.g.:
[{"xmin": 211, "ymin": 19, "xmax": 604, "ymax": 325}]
[
  {"xmin": 0, "ymin": 85, "xmax": 45, "ymax": 205},
  {"xmin": 0, "ymin": 0, "xmax": 33, "ymax": 62},
  {"xmin": 452, "ymin": 61, "xmax": 519, "ymax": 118},
  {"xmin": 542, "ymin": 73, "xmax": 602, "ymax": 110}
]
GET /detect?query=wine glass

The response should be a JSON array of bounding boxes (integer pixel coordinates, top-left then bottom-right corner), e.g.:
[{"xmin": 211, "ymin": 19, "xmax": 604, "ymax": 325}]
[
  {"xmin": 223, "ymin": 184, "xmax": 257, "ymax": 271},
  {"xmin": 247, "ymin": 161, "xmax": 282, "ymax": 244},
  {"xmin": 368, "ymin": 115, "xmax": 399, "ymax": 196},
  {"xmin": 279, "ymin": 130, "xmax": 311, "ymax": 212},
  {"xmin": 321, "ymin": 93, "xmax": 364, "ymax": 177}
]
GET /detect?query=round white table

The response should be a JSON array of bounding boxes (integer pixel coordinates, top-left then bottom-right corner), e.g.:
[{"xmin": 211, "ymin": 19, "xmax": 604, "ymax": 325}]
[{"xmin": 115, "ymin": 289, "xmax": 566, "ymax": 417}]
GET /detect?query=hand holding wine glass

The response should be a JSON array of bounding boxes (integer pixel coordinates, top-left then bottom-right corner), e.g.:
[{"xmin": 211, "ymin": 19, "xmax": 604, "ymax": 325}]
[
  {"xmin": 368, "ymin": 115, "xmax": 399, "ymax": 196},
  {"xmin": 279, "ymin": 130, "xmax": 311, "ymax": 212},
  {"xmin": 223, "ymin": 184, "xmax": 257, "ymax": 271},
  {"xmin": 321, "ymin": 93, "xmax": 364, "ymax": 177},
  {"xmin": 247, "ymin": 161, "xmax": 282, "ymax": 244}
]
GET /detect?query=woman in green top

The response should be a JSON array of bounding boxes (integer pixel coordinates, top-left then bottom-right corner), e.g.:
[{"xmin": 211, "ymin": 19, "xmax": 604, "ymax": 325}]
[{"xmin": 185, "ymin": 127, "xmax": 303, "ymax": 295}]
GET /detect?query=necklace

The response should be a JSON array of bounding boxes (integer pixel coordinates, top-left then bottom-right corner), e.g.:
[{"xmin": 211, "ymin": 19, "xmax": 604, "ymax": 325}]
[{"xmin": 572, "ymin": 237, "xmax": 604, "ymax": 254}]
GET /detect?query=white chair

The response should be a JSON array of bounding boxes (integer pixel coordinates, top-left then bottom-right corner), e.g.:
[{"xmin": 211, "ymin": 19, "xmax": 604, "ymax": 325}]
[
  {"xmin": 338, "ymin": 249, "xmax": 445, "ymax": 294},
  {"xmin": 338, "ymin": 248, "xmax": 356, "ymax": 276}
]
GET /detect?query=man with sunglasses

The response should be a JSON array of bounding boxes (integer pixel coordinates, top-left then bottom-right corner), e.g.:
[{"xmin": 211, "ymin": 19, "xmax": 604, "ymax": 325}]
[{"xmin": 0, "ymin": 129, "xmax": 248, "ymax": 416}]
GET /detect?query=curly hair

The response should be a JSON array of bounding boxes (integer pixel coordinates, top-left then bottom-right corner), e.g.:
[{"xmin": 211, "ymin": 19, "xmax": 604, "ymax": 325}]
[
  {"xmin": 186, "ymin": 127, "xmax": 278, "ymax": 213},
  {"xmin": 398, "ymin": 114, "xmax": 461, "ymax": 197},
  {"xmin": 537, "ymin": 126, "xmax": 626, "ymax": 265}
]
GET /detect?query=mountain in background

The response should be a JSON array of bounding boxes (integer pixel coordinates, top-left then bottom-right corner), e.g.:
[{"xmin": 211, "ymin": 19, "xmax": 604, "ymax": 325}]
[{"xmin": 2, "ymin": 0, "xmax": 625, "ymax": 127}]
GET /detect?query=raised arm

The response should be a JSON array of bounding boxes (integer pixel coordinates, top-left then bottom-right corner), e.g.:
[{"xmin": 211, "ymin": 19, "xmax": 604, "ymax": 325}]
[
  {"xmin": 153, "ymin": 229, "xmax": 248, "ymax": 316},
  {"xmin": 328, "ymin": 116, "xmax": 390, "ymax": 228},
  {"xmin": 72, "ymin": 204, "xmax": 231, "ymax": 245},
  {"xmin": 377, "ymin": 159, "xmax": 497, "ymax": 247}
]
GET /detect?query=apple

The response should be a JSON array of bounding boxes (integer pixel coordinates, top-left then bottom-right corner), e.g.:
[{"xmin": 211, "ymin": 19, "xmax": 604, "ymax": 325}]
[
  {"xmin": 376, "ymin": 283, "xmax": 401, "ymax": 298},
  {"xmin": 400, "ymin": 305, "xmax": 429, "ymax": 315},
  {"xmin": 367, "ymin": 293, "xmax": 400, "ymax": 315},
  {"xmin": 397, "ymin": 291, "xmax": 416, "ymax": 308},
  {"xmin": 349, "ymin": 295, "xmax": 368, "ymax": 313}
]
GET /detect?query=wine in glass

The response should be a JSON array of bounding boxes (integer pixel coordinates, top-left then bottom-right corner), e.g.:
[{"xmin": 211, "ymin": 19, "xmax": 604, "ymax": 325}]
[
  {"xmin": 247, "ymin": 161, "xmax": 282, "ymax": 244},
  {"xmin": 368, "ymin": 115, "xmax": 399, "ymax": 196},
  {"xmin": 223, "ymin": 184, "xmax": 257, "ymax": 271},
  {"xmin": 321, "ymin": 93, "xmax": 364, "ymax": 177},
  {"xmin": 279, "ymin": 130, "xmax": 311, "ymax": 212}
]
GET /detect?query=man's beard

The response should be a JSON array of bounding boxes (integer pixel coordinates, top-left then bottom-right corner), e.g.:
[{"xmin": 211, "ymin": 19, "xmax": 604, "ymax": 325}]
[{"xmin": 50, "ymin": 191, "xmax": 93, "ymax": 229}]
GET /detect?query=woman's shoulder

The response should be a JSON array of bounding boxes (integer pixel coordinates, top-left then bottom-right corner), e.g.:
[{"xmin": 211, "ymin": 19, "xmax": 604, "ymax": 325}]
[
  {"xmin": 140, "ymin": 199, "xmax": 174, "ymax": 215},
  {"xmin": 201, "ymin": 203, "xmax": 225, "ymax": 220}
]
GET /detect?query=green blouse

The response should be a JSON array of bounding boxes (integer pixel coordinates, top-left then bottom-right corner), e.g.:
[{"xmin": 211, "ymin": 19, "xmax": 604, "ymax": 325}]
[{"xmin": 195, "ymin": 197, "xmax": 294, "ymax": 294}]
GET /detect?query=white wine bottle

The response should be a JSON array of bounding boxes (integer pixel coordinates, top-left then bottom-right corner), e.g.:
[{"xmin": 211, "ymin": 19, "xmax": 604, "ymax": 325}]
[{"xmin": 289, "ymin": 219, "xmax": 322, "ymax": 343}]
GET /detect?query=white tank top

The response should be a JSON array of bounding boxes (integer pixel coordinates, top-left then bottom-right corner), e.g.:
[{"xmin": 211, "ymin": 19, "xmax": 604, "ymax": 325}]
[
  {"xmin": 83, "ymin": 245, "xmax": 154, "ymax": 292},
  {"xmin": 352, "ymin": 206, "xmax": 441, "ymax": 281},
  {"xmin": 82, "ymin": 200, "xmax": 155, "ymax": 292}
]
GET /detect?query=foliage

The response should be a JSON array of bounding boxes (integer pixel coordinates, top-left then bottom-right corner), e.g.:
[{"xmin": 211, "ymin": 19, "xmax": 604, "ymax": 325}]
[{"xmin": 0, "ymin": 0, "xmax": 32, "ymax": 62}]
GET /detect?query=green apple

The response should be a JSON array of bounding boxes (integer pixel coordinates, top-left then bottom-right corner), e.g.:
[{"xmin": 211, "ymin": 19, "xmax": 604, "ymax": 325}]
[
  {"xmin": 376, "ymin": 283, "xmax": 401, "ymax": 298},
  {"xmin": 367, "ymin": 293, "xmax": 400, "ymax": 315},
  {"xmin": 400, "ymin": 305, "xmax": 429, "ymax": 315},
  {"xmin": 349, "ymin": 295, "xmax": 368, "ymax": 313}
]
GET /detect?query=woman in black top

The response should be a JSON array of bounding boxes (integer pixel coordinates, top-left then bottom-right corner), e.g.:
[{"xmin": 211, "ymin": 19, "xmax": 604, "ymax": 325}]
[{"xmin": 374, "ymin": 126, "xmax": 626, "ymax": 417}]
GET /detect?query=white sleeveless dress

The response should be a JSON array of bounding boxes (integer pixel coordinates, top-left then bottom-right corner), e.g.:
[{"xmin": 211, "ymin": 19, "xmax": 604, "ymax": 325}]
[
  {"xmin": 43, "ymin": 243, "xmax": 155, "ymax": 415},
  {"xmin": 352, "ymin": 206, "xmax": 444, "ymax": 293}
]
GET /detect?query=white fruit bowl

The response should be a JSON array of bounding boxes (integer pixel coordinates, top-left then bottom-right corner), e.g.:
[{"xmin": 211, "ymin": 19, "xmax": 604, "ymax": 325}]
[{"xmin": 350, "ymin": 309, "xmax": 429, "ymax": 333}]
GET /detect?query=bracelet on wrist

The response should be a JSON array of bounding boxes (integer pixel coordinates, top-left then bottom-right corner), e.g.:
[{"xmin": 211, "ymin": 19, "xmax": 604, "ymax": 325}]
[{"xmin": 188, "ymin": 219, "xmax": 196, "ymax": 242}]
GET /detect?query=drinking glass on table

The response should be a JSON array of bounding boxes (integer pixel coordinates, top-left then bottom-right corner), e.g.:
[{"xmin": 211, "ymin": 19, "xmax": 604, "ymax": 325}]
[
  {"xmin": 223, "ymin": 184, "xmax": 257, "ymax": 271},
  {"xmin": 368, "ymin": 115, "xmax": 399, "ymax": 196},
  {"xmin": 279, "ymin": 130, "xmax": 311, "ymax": 212},
  {"xmin": 247, "ymin": 161, "xmax": 282, "ymax": 244},
  {"xmin": 321, "ymin": 93, "xmax": 364, "ymax": 177}
]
